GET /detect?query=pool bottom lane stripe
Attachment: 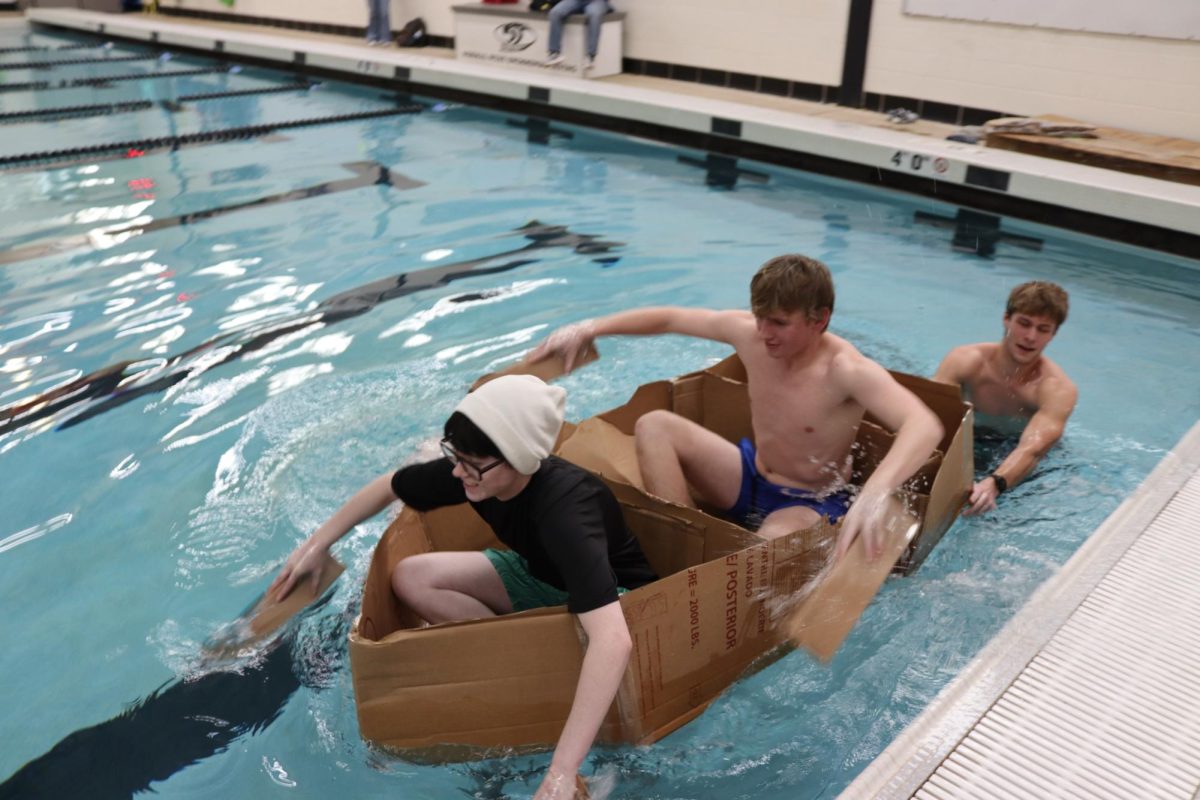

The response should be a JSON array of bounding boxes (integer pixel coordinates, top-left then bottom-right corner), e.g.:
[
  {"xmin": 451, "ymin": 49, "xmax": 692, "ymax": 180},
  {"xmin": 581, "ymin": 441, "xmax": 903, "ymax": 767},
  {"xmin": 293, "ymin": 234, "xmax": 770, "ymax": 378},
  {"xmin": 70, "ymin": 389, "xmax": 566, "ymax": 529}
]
[
  {"xmin": 0, "ymin": 222, "xmax": 623, "ymax": 436},
  {"xmin": 0, "ymin": 102, "xmax": 422, "ymax": 168},
  {"xmin": 0, "ymin": 160, "xmax": 424, "ymax": 266}
]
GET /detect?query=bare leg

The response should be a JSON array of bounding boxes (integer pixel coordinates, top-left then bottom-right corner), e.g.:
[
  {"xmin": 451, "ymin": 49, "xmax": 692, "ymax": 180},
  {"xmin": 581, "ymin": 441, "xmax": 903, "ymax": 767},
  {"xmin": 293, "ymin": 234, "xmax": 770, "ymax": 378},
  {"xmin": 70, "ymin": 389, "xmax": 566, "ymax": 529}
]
[
  {"xmin": 391, "ymin": 551, "xmax": 513, "ymax": 624},
  {"xmin": 756, "ymin": 505, "xmax": 822, "ymax": 540},
  {"xmin": 634, "ymin": 410, "xmax": 742, "ymax": 510}
]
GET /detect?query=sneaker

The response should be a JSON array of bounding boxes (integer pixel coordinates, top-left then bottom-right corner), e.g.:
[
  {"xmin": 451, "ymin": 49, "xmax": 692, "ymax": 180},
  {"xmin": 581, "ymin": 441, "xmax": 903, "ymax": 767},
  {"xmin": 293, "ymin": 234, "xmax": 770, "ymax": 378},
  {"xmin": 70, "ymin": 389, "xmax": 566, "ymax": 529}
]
[
  {"xmin": 544, "ymin": 52, "xmax": 565, "ymax": 66},
  {"xmin": 583, "ymin": 56, "xmax": 595, "ymax": 71}
]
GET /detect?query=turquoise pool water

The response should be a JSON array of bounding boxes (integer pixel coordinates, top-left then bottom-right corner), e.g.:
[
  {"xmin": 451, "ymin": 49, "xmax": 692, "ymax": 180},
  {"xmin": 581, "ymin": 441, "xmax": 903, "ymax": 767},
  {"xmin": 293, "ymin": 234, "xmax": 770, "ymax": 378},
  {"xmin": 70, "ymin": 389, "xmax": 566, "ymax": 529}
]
[{"xmin": 2, "ymin": 23, "xmax": 1199, "ymax": 800}]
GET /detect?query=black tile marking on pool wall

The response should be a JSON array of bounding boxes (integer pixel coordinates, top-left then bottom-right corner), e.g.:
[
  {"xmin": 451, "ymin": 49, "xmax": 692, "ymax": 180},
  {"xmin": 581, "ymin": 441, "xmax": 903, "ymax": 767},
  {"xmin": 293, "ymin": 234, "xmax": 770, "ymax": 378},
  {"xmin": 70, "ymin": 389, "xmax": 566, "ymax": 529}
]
[
  {"xmin": 506, "ymin": 116, "xmax": 574, "ymax": 144},
  {"xmin": 965, "ymin": 165, "xmax": 1011, "ymax": 192},
  {"xmin": 395, "ymin": 65, "xmax": 410, "ymax": 81},
  {"xmin": 70, "ymin": 26, "xmax": 1199, "ymax": 259},
  {"xmin": 214, "ymin": 40, "xmax": 225, "ymax": 53},
  {"xmin": 914, "ymin": 209, "xmax": 1043, "ymax": 259},
  {"xmin": 293, "ymin": 51, "xmax": 306, "ymax": 66},
  {"xmin": 711, "ymin": 118, "xmax": 741, "ymax": 138},
  {"xmin": 0, "ymin": 104, "xmax": 421, "ymax": 169},
  {"xmin": 528, "ymin": 86, "xmax": 550, "ymax": 104},
  {"xmin": 151, "ymin": 32, "xmax": 160, "ymax": 43},
  {"xmin": 0, "ymin": 221, "xmax": 623, "ymax": 436},
  {"xmin": 678, "ymin": 153, "xmax": 769, "ymax": 190}
]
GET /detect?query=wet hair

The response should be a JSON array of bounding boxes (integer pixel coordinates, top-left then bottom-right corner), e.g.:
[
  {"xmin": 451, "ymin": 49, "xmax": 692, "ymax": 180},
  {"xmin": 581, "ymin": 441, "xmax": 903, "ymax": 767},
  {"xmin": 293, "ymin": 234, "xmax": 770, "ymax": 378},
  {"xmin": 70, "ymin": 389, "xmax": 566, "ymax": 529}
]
[
  {"xmin": 749, "ymin": 254, "xmax": 835, "ymax": 331},
  {"xmin": 1005, "ymin": 281, "xmax": 1069, "ymax": 327},
  {"xmin": 442, "ymin": 411, "xmax": 503, "ymax": 461}
]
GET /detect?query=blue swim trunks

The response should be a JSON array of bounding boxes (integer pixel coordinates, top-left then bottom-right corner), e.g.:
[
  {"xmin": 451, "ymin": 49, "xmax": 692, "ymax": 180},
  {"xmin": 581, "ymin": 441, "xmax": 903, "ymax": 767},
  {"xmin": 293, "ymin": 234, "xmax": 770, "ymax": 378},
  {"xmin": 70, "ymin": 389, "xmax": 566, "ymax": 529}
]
[{"xmin": 727, "ymin": 438, "xmax": 853, "ymax": 529}]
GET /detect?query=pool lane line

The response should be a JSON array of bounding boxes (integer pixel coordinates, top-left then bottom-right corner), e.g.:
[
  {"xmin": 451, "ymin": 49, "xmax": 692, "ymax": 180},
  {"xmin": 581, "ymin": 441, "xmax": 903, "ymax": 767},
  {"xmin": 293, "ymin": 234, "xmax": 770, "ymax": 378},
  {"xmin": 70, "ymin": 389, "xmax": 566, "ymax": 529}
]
[
  {"xmin": 0, "ymin": 102, "xmax": 423, "ymax": 168},
  {"xmin": 0, "ymin": 221, "xmax": 623, "ymax": 436},
  {"xmin": 0, "ymin": 65, "xmax": 234, "ymax": 93},
  {"xmin": 0, "ymin": 52, "xmax": 166, "ymax": 69},
  {"xmin": 0, "ymin": 132, "xmax": 295, "ymax": 177},
  {"xmin": 0, "ymin": 43, "xmax": 95, "ymax": 54},
  {"xmin": 0, "ymin": 81, "xmax": 314, "ymax": 125},
  {"xmin": 0, "ymin": 97, "xmax": 155, "ymax": 124},
  {"xmin": 0, "ymin": 159, "xmax": 424, "ymax": 266}
]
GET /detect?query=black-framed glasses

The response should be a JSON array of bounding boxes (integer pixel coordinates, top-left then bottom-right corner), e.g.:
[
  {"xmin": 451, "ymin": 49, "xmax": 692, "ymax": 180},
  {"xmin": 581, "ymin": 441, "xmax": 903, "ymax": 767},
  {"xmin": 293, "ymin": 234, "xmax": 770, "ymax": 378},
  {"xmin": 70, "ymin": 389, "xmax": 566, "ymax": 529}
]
[{"xmin": 439, "ymin": 439, "xmax": 504, "ymax": 481}]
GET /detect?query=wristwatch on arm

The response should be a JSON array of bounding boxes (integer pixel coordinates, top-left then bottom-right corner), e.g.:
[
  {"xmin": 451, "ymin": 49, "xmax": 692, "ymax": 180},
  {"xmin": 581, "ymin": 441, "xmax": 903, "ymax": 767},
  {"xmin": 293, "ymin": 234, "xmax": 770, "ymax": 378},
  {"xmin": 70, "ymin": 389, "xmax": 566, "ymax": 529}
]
[{"xmin": 990, "ymin": 473, "xmax": 1008, "ymax": 495}]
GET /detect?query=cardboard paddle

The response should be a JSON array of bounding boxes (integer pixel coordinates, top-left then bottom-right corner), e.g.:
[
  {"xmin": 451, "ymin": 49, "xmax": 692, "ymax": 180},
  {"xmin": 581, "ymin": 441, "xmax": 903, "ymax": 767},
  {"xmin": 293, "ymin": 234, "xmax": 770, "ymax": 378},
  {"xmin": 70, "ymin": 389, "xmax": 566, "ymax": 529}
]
[
  {"xmin": 785, "ymin": 492, "xmax": 919, "ymax": 661},
  {"xmin": 207, "ymin": 345, "xmax": 601, "ymax": 658},
  {"xmin": 469, "ymin": 342, "xmax": 599, "ymax": 391},
  {"xmin": 202, "ymin": 559, "xmax": 345, "ymax": 659}
]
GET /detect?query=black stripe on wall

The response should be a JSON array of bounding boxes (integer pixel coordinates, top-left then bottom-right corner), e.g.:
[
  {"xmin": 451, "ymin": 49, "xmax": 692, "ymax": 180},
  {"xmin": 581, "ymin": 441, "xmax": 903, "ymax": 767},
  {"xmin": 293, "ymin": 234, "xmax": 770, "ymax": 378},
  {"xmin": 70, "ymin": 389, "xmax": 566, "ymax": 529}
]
[
  {"xmin": 839, "ymin": 0, "xmax": 874, "ymax": 107},
  {"xmin": 156, "ymin": 6, "xmax": 454, "ymax": 49}
]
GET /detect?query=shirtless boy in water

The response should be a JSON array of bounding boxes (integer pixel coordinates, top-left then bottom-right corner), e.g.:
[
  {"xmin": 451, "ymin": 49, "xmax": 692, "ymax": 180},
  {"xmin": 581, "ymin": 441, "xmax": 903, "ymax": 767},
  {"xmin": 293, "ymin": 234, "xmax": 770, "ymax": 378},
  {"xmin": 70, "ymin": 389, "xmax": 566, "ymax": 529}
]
[
  {"xmin": 934, "ymin": 281, "xmax": 1077, "ymax": 515},
  {"xmin": 530, "ymin": 254, "xmax": 943, "ymax": 560}
]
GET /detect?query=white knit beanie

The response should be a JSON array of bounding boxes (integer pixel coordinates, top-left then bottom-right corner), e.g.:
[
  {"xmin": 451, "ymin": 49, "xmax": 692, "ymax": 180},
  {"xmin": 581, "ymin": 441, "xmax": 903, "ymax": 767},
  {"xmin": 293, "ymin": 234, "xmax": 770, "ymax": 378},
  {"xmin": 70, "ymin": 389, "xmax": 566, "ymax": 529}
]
[{"xmin": 455, "ymin": 375, "xmax": 566, "ymax": 475}]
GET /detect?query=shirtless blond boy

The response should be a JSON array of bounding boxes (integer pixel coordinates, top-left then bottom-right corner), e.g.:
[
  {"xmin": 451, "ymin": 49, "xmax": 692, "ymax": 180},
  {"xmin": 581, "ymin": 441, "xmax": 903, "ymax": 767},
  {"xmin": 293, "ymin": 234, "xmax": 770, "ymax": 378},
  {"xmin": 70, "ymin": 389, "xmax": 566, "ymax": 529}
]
[
  {"xmin": 934, "ymin": 281, "xmax": 1077, "ymax": 515},
  {"xmin": 530, "ymin": 254, "xmax": 943, "ymax": 561}
]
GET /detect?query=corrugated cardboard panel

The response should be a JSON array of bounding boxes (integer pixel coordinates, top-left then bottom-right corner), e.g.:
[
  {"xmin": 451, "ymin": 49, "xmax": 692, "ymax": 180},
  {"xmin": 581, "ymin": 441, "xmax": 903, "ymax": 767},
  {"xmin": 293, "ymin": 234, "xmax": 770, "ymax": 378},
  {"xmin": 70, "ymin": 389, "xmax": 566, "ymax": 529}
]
[
  {"xmin": 557, "ymin": 416, "xmax": 643, "ymax": 487},
  {"xmin": 786, "ymin": 492, "xmax": 920, "ymax": 660},
  {"xmin": 598, "ymin": 380, "xmax": 672, "ymax": 435},
  {"xmin": 902, "ymin": 405, "xmax": 974, "ymax": 571},
  {"xmin": 352, "ymin": 611, "xmax": 584, "ymax": 748},
  {"xmin": 358, "ymin": 507, "xmax": 430, "ymax": 642}
]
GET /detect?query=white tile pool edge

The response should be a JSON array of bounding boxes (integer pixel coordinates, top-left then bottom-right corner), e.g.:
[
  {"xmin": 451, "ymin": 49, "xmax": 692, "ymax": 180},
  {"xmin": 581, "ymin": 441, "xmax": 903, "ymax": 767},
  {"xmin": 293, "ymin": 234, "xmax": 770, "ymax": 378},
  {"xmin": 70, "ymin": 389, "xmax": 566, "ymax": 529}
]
[
  {"xmin": 839, "ymin": 419, "xmax": 1200, "ymax": 799},
  {"xmin": 21, "ymin": 8, "xmax": 1200, "ymax": 241}
]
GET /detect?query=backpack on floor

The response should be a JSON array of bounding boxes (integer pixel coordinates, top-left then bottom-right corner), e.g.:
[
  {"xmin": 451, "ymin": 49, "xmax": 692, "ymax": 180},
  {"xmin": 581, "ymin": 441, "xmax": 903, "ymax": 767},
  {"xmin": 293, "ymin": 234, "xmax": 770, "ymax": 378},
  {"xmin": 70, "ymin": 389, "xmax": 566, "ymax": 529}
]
[{"xmin": 396, "ymin": 18, "xmax": 428, "ymax": 47}]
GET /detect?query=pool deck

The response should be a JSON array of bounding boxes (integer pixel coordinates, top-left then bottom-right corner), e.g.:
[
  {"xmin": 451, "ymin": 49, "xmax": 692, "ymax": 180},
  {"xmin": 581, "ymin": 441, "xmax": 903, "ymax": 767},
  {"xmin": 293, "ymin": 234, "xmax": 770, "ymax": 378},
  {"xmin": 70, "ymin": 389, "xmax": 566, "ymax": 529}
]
[
  {"xmin": 843, "ymin": 421, "xmax": 1200, "ymax": 800},
  {"xmin": 9, "ymin": 11, "xmax": 1200, "ymax": 797}
]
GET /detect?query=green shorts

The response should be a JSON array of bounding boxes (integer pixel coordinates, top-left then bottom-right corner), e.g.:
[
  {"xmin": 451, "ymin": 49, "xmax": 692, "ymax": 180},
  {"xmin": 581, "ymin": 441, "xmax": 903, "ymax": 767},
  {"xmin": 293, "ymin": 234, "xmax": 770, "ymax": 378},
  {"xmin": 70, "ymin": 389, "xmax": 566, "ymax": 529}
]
[
  {"xmin": 483, "ymin": 548, "xmax": 570, "ymax": 612},
  {"xmin": 483, "ymin": 548, "xmax": 628, "ymax": 613}
]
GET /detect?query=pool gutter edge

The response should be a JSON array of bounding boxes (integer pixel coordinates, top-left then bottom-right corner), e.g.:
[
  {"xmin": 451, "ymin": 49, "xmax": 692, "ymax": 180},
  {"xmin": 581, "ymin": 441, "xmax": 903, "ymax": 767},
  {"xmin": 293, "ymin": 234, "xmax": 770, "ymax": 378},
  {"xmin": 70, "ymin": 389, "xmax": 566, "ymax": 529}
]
[{"xmin": 838, "ymin": 419, "xmax": 1200, "ymax": 800}]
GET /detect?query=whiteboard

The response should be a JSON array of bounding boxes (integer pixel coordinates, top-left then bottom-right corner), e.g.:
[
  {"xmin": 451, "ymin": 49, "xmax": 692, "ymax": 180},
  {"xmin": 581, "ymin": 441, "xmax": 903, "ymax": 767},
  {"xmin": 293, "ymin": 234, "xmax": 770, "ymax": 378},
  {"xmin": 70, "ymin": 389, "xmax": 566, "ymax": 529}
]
[{"xmin": 903, "ymin": 0, "xmax": 1200, "ymax": 41}]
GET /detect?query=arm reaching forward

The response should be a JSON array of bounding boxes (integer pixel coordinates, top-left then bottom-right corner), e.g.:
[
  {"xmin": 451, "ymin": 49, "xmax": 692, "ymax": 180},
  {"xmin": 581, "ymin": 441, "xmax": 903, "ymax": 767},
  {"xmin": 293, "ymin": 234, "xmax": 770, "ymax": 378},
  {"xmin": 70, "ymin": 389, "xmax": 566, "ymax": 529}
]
[
  {"xmin": 268, "ymin": 473, "xmax": 397, "ymax": 602},
  {"xmin": 527, "ymin": 307, "xmax": 748, "ymax": 371},
  {"xmin": 835, "ymin": 356, "xmax": 943, "ymax": 561}
]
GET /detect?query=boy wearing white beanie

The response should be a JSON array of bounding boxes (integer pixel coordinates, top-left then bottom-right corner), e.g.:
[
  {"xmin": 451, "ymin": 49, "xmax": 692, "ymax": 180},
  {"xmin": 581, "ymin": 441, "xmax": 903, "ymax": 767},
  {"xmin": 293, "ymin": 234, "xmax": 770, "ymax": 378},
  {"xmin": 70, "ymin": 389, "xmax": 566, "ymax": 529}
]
[{"xmin": 271, "ymin": 375, "xmax": 656, "ymax": 799}]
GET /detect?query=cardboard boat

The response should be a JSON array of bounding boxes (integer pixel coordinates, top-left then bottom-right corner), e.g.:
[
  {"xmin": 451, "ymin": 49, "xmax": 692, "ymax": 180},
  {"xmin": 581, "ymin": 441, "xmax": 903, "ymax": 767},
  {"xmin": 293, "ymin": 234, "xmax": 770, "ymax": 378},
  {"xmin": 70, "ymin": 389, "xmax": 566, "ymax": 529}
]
[{"xmin": 347, "ymin": 354, "xmax": 973, "ymax": 757}]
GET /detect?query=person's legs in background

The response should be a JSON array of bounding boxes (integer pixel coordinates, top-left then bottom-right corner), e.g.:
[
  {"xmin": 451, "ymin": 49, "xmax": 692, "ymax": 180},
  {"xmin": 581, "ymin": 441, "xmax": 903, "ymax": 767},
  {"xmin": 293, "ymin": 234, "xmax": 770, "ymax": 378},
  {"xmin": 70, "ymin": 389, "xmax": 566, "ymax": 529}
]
[
  {"xmin": 582, "ymin": 0, "xmax": 609, "ymax": 66},
  {"xmin": 545, "ymin": 0, "xmax": 585, "ymax": 65},
  {"xmin": 366, "ymin": 0, "xmax": 391, "ymax": 45}
]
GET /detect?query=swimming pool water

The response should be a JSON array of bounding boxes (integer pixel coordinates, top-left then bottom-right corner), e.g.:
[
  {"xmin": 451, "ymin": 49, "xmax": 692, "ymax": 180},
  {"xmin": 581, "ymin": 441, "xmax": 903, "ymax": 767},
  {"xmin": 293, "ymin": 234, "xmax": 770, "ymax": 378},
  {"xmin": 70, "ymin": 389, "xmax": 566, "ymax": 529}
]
[{"xmin": 2, "ymin": 23, "xmax": 1199, "ymax": 800}]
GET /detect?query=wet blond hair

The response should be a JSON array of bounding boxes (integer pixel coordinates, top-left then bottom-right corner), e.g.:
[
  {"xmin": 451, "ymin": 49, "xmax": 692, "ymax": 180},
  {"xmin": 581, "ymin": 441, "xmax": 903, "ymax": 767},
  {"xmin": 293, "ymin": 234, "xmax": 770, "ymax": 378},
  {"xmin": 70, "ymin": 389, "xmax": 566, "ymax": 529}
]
[
  {"xmin": 1006, "ymin": 281, "xmax": 1069, "ymax": 327},
  {"xmin": 749, "ymin": 255, "xmax": 835, "ymax": 331}
]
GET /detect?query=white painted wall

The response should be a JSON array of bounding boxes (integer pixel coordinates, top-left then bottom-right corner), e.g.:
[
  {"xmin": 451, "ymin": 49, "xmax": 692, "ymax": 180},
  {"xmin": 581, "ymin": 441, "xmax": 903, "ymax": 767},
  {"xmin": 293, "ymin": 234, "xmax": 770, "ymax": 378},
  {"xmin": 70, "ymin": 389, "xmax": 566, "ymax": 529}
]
[
  {"xmin": 159, "ymin": 0, "xmax": 852, "ymax": 86},
  {"xmin": 159, "ymin": 0, "xmax": 1200, "ymax": 138},
  {"xmin": 621, "ymin": 0, "xmax": 849, "ymax": 86},
  {"xmin": 865, "ymin": 0, "xmax": 1200, "ymax": 138}
]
